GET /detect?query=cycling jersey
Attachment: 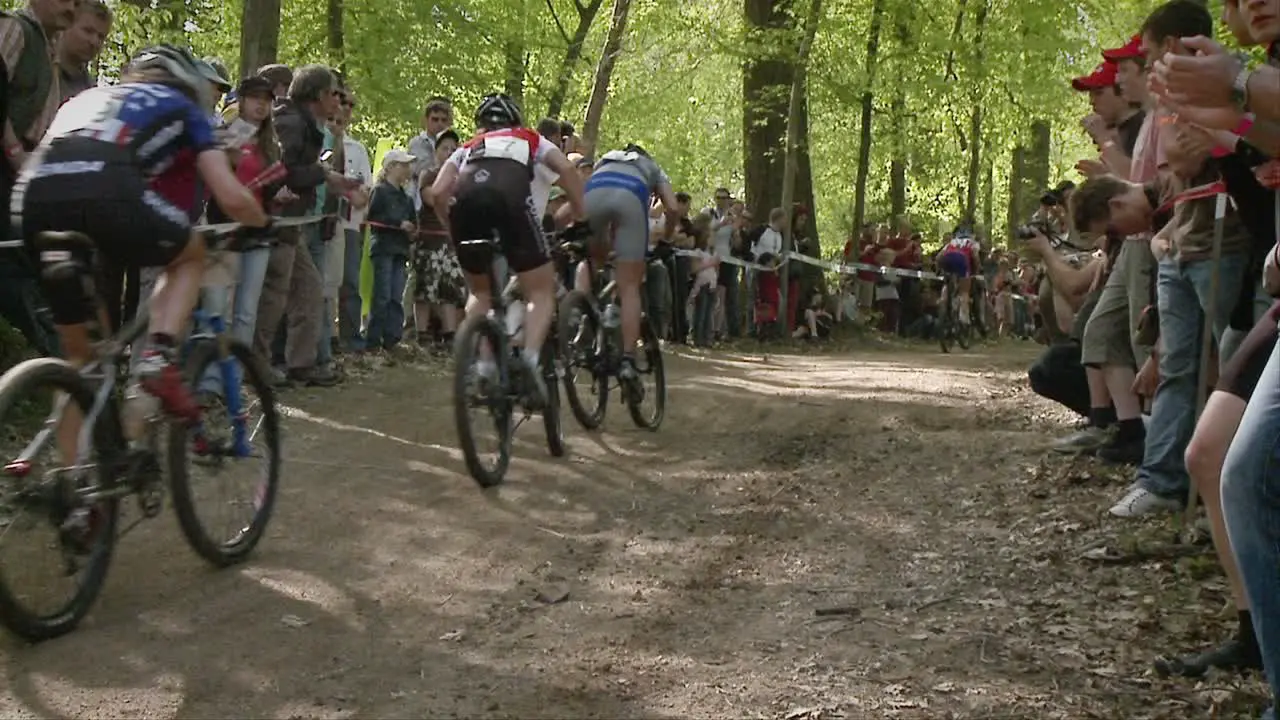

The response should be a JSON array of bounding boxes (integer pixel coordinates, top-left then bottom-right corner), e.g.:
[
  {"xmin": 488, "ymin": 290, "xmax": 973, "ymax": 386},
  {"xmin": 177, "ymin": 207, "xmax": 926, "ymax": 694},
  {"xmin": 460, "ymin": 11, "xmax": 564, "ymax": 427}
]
[
  {"xmin": 938, "ymin": 235, "xmax": 979, "ymax": 279},
  {"xmin": 34, "ymin": 82, "xmax": 217, "ymax": 214},
  {"xmin": 14, "ymin": 82, "xmax": 216, "ymax": 273},
  {"xmin": 585, "ymin": 151, "xmax": 672, "ymax": 262},
  {"xmin": 446, "ymin": 127, "xmax": 560, "ymax": 275}
]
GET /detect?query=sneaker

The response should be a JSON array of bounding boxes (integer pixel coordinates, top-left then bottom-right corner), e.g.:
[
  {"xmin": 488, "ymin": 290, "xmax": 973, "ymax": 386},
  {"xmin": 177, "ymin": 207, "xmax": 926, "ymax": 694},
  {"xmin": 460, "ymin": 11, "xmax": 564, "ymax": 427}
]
[
  {"xmin": 287, "ymin": 365, "xmax": 342, "ymax": 387},
  {"xmin": 268, "ymin": 366, "xmax": 294, "ymax": 389},
  {"xmin": 1051, "ymin": 425, "xmax": 1114, "ymax": 455},
  {"xmin": 1153, "ymin": 637, "xmax": 1262, "ymax": 678},
  {"xmin": 1098, "ymin": 435, "xmax": 1145, "ymax": 465},
  {"xmin": 474, "ymin": 358, "xmax": 499, "ymax": 384},
  {"xmin": 1109, "ymin": 486, "xmax": 1182, "ymax": 518},
  {"xmin": 136, "ymin": 350, "xmax": 202, "ymax": 424}
]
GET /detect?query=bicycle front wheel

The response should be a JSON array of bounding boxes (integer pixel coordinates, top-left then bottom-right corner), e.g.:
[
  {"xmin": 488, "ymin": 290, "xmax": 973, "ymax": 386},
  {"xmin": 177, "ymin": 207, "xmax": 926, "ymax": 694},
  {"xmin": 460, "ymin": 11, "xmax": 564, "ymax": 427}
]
[
  {"xmin": 171, "ymin": 339, "xmax": 281, "ymax": 567},
  {"xmin": 0, "ymin": 358, "xmax": 120, "ymax": 641},
  {"xmin": 453, "ymin": 313, "xmax": 513, "ymax": 488}
]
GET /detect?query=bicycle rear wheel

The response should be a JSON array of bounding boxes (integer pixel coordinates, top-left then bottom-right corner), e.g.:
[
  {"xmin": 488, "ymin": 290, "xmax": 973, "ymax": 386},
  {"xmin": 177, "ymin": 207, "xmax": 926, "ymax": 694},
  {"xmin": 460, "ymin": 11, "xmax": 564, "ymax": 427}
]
[
  {"xmin": 557, "ymin": 290, "xmax": 608, "ymax": 430},
  {"xmin": 170, "ymin": 339, "xmax": 280, "ymax": 567},
  {"xmin": 939, "ymin": 297, "xmax": 953, "ymax": 354},
  {"xmin": 0, "ymin": 358, "xmax": 120, "ymax": 641},
  {"xmin": 541, "ymin": 330, "xmax": 565, "ymax": 457},
  {"xmin": 955, "ymin": 314, "xmax": 973, "ymax": 350},
  {"xmin": 627, "ymin": 318, "xmax": 666, "ymax": 431},
  {"xmin": 454, "ymin": 313, "xmax": 513, "ymax": 488}
]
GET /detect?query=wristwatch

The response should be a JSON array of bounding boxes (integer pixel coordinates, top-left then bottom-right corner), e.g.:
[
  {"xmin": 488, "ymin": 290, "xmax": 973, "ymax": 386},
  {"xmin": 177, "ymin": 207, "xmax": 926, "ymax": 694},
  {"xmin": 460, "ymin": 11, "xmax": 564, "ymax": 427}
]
[{"xmin": 1231, "ymin": 64, "xmax": 1252, "ymax": 110}]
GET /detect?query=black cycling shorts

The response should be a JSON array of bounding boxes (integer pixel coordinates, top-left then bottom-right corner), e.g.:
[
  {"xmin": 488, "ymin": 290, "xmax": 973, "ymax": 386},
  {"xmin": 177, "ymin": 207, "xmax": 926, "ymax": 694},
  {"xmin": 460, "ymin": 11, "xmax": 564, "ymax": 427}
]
[
  {"xmin": 449, "ymin": 160, "xmax": 549, "ymax": 276},
  {"xmin": 1218, "ymin": 300, "xmax": 1280, "ymax": 400},
  {"xmin": 15, "ymin": 138, "xmax": 194, "ymax": 270}
]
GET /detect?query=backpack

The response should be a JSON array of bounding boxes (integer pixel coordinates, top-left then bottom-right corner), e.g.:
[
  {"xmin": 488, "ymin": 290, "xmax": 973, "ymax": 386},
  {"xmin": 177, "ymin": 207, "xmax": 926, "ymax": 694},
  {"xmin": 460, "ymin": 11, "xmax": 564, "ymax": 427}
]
[{"xmin": 739, "ymin": 224, "xmax": 766, "ymax": 261}]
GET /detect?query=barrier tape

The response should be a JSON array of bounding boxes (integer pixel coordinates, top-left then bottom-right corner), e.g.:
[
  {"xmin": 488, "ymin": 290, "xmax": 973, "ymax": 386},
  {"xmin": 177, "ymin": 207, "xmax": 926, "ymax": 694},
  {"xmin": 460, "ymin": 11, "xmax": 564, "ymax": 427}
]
[
  {"xmin": 670, "ymin": 247, "xmax": 942, "ymax": 280},
  {"xmin": 0, "ymin": 214, "xmax": 327, "ymax": 250}
]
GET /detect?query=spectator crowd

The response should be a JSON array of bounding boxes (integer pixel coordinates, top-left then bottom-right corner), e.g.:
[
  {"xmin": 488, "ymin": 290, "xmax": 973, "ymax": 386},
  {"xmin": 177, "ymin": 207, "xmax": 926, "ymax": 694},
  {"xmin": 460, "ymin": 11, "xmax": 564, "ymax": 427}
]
[{"xmin": 6, "ymin": 0, "xmax": 1280, "ymax": 716}]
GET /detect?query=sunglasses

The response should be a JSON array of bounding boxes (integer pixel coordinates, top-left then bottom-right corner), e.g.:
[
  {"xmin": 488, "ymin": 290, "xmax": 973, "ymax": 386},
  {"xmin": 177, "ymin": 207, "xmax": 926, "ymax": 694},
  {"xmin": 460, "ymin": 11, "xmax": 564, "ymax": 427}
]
[
  {"xmin": 341, "ymin": 99, "xmax": 356, "ymax": 108},
  {"xmin": 714, "ymin": 195, "xmax": 730, "ymax": 201}
]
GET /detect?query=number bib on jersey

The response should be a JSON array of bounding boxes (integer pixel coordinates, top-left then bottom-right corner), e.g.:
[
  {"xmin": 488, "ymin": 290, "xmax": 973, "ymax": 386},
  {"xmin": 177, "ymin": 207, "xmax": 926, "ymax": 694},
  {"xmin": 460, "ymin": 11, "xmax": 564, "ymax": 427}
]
[{"xmin": 468, "ymin": 135, "xmax": 532, "ymax": 165}]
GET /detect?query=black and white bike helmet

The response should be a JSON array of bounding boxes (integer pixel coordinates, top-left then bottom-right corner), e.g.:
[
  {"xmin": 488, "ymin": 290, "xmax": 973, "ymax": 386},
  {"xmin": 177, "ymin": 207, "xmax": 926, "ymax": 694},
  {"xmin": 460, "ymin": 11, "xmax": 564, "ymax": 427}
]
[
  {"xmin": 129, "ymin": 44, "xmax": 213, "ymax": 108},
  {"xmin": 474, "ymin": 93, "xmax": 523, "ymax": 131}
]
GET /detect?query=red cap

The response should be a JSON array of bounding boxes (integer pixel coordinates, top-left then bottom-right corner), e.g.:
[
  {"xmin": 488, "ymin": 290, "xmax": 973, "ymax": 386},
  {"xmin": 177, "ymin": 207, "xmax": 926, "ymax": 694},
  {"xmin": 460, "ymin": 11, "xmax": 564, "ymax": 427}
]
[
  {"xmin": 1071, "ymin": 61, "xmax": 1118, "ymax": 91},
  {"xmin": 1102, "ymin": 35, "xmax": 1143, "ymax": 62}
]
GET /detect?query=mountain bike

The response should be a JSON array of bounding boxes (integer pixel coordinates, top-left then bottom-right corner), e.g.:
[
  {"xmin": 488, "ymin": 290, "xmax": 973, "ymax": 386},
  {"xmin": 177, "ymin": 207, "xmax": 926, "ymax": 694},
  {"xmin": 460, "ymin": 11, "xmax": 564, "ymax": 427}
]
[
  {"xmin": 0, "ymin": 230, "xmax": 281, "ymax": 642},
  {"xmin": 938, "ymin": 270, "xmax": 973, "ymax": 354},
  {"xmin": 557, "ymin": 241, "xmax": 666, "ymax": 432},
  {"xmin": 452, "ymin": 234, "xmax": 564, "ymax": 489}
]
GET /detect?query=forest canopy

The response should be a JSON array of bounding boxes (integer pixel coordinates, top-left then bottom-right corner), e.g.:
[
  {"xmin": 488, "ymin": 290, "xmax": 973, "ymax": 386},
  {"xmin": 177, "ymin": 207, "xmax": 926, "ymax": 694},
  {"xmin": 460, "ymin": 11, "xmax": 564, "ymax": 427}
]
[{"xmin": 89, "ymin": 0, "xmax": 1159, "ymax": 252}]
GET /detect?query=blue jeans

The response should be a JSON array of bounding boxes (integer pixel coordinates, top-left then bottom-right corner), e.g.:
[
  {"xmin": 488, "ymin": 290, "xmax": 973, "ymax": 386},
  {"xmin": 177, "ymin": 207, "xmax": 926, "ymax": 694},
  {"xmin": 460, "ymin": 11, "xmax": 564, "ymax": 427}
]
[
  {"xmin": 306, "ymin": 225, "xmax": 332, "ymax": 366},
  {"xmin": 1140, "ymin": 254, "xmax": 1246, "ymax": 499},
  {"xmin": 366, "ymin": 254, "xmax": 407, "ymax": 349},
  {"xmin": 199, "ymin": 247, "xmax": 270, "ymax": 395},
  {"xmin": 1222, "ymin": 339, "xmax": 1280, "ymax": 717},
  {"xmin": 338, "ymin": 228, "xmax": 365, "ymax": 349},
  {"xmin": 692, "ymin": 284, "xmax": 715, "ymax": 347}
]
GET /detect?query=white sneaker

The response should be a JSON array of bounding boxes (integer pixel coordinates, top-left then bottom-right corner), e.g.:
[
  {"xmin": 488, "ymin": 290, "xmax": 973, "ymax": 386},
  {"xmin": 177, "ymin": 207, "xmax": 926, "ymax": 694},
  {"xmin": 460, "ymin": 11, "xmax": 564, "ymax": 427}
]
[
  {"xmin": 1109, "ymin": 487, "xmax": 1182, "ymax": 518},
  {"xmin": 474, "ymin": 359, "xmax": 499, "ymax": 386}
]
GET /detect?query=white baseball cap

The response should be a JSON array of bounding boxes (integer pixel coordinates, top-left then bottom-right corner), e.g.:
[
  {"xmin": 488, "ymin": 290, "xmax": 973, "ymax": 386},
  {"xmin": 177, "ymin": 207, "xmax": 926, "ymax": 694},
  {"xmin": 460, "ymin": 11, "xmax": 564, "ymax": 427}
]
[{"xmin": 383, "ymin": 149, "xmax": 416, "ymax": 165}]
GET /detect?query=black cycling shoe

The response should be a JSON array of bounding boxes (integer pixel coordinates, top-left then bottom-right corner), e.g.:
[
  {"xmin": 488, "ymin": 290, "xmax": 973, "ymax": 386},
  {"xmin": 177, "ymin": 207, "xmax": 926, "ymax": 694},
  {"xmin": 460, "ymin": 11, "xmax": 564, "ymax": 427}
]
[
  {"xmin": 1153, "ymin": 637, "xmax": 1262, "ymax": 678},
  {"xmin": 618, "ymin": 357, "xmax": 643, "ymax": 404}
]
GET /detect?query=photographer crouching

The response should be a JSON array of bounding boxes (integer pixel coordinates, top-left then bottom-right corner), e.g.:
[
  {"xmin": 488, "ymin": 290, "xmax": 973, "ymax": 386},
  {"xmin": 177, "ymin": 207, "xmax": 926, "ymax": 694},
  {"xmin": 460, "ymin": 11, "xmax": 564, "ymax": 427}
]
[{"xmin": 1025, "ymin": 46, "xmax": 1150, "ymax": 458}]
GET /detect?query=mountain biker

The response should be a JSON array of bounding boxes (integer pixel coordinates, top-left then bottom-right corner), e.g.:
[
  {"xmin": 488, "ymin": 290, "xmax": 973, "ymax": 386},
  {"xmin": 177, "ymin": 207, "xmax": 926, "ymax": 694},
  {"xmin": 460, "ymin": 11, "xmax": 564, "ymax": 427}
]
[
  {"xmin": 581, "ymin": 143, "xmax": 679, "ymax": 389},
  {"xmin": 13, "ymin": 45, "xmax": 270, "ymax": 427},
  {"xmin": 427, "ymin": 93, "xmax": 586, "ymax": 409},
  {"xmin": 936, "ymin": 223, "xmax": 981, "ymax": 326}
]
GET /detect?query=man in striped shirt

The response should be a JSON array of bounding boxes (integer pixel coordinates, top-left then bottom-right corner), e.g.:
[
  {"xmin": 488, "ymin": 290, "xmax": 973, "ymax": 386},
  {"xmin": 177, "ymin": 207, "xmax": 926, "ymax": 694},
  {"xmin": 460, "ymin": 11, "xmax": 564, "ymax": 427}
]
[{"xmin": 0, "ymin": 0, "xmax": 77, "ymax": 356}]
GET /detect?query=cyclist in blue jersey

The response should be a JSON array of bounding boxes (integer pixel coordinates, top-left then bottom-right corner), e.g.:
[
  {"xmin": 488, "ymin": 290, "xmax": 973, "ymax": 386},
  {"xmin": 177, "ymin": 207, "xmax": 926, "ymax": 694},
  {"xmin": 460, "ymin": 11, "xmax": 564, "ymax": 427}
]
[
  {"xmin": 12, "ymin": 45, "xmax": 270, "ymax": 425},
  {"xmin": 582, "ymin": 144, "xmax": 679, "ymax": 386}
]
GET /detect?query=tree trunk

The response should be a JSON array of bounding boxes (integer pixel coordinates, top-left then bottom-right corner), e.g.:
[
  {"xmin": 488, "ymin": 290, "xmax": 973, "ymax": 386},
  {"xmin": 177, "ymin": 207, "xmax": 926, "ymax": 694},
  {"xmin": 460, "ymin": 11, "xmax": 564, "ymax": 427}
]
[
  {"xmin": 504, "ymin": 40, "xmax": 526, "ymax": 107},
  {"xmin": 1027, "ymin": 119, "xmax": 1052, "ymax": 206},
  {"xmin": 327, "ymin": 0, "xmax": 345, "ymax": 76},
  {"xmin": 982, "ymin": 146, "xmax": 994, "ymax": 238},
  {"xmin": 239, "ymin": 0, "xmax": 282, "ymax": 78},
  {"xmin": 850, "ymin": 0, "xmax": 884, "ymax": 233},
  {"xmin": 888, "ymin": 8, "xmax": 912, "ymax": 227},
  {"xmin": 961, "ymin": 0, "xmax": 987, "ymax": 223},
  {"xmin": 963, "ymin": 107, "xmax": 982, "ymax": 223},
  {"xmin": 776, "ymin": 0, "xmax": 824, "ymax": 334},
  {"xmin": 795, "ymin": 73, "xmax": 819, "ymax": 254},
  {"xmin": 1007, "ymin": 145, "xmax": 1025, "ymax": 242},
  {"xmin": 743, "ymin": 0, "xmax": 793, "ymax": 225},
  {"xmin": 580, "ymin": 0, "xmax": 632, "ymax": 156},
  {"xmin": 546, "ymin": 0, "xmax": 605, "ymax": 119}
]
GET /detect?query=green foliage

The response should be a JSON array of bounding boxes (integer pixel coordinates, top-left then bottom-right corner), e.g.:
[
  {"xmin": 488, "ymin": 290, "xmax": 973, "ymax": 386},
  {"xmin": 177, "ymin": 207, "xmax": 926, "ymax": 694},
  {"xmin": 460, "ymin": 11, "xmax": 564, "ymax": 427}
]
[{"xmin": 89, "ymin": 0, "xmax": 1153, "ymax": 243}]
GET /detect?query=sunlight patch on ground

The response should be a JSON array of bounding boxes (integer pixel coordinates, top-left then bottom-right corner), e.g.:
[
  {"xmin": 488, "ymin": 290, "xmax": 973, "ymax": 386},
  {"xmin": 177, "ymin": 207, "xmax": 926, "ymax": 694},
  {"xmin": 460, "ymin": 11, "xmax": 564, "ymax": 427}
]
[
  {"xmin": 24, "ymin": 671, "xmax": 184, "ymax": 718},
  {"xmin": 242, "ymin": 566, "xmax": 363, "ymax": 631}
]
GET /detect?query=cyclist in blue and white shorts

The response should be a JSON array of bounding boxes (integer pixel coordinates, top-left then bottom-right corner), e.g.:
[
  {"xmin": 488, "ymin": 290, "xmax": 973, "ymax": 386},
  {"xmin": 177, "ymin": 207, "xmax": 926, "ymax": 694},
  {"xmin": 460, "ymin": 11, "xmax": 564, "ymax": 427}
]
[
  {"xmin": 936, "ymin": 225, "xmax": 981, "ymax": 326},
  {"xmin": 580, "ymin": 144, "xmax": 680, "ymax": 386}
]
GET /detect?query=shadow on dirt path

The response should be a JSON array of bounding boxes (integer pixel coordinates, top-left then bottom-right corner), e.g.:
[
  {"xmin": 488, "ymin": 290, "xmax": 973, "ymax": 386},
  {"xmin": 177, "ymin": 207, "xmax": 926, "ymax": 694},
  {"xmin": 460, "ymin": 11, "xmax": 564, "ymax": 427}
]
[{"xmin": 0, "ymin": 341, "xmax": 1267, "ymax": 719}]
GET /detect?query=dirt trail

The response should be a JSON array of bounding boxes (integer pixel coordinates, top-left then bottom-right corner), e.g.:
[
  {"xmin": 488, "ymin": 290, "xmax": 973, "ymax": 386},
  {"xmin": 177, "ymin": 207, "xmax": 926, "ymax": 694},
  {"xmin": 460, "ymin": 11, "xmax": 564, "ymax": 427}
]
[{"xmin": 0, "ymin": 342, "xmax": 1268, "ymax": 719}]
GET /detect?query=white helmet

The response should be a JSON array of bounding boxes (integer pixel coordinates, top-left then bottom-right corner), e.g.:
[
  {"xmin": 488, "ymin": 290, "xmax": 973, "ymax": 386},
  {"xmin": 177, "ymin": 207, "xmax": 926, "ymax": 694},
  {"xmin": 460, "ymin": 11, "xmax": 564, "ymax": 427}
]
[{"xmin": 129, "ymin": 44, "xmax": 216, "ymax": 109}]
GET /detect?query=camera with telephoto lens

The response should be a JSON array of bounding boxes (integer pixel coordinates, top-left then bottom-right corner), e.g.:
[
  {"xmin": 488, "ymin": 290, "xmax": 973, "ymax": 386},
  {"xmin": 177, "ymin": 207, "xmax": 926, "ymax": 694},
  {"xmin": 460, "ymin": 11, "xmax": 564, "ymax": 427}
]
[{"xmin": 1015, "ymin": 219, "xmax": 1068, "ymax": 249}]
